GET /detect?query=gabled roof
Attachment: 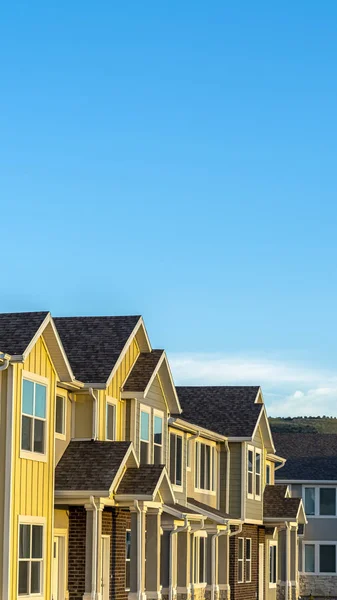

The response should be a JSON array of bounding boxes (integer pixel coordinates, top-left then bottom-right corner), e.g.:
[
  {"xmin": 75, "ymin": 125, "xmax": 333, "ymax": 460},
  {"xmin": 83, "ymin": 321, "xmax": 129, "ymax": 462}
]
[
  {"xmin": 274, "ymin": 433, "xmax": 337, "ymax": 481},
  {"xmin": 264, "ymin": 484, "xmax": 305, "ymax": 522},
  {"xmin": 123, "ymin": 350, "xmax": 164, "ymax": 392},
  {"xmin": 0, "ymin": 311, "xmax": 49, "ymax": 355},
  {"xmin": 54, "ymin": 315, "xmax": 141, "ymax": 383},
  {"xmin": 174, "ymin": 386, "xmax": 262, "ymax": 438},
  {"xmin": 116, "ymin": 465, "xmax": 165, "ymax": 495},
  {"xmin": 55, "ymin": 440, "xmax": 134, "ymax": 493},
  {"xmin": 0, "ymin": 311, "xmax": 74, "ymax": 382},
  {"xmin": 187, "ymin": 497, "xmax": 229, "ymax": 523}
]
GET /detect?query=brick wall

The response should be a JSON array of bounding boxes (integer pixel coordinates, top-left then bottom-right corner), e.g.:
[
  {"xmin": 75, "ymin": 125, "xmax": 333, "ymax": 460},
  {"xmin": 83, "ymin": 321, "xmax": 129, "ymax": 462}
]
[
  {"xmin": 229, "ymin": 524, "xmax": 265, "ymax": 600},
  {"xmin": 68, "ymin": 506, "xmax": 86, "ymax": 600},
  {"xmin": 102, "ymin": 507, "xmax": 131, "ymax": 600}
]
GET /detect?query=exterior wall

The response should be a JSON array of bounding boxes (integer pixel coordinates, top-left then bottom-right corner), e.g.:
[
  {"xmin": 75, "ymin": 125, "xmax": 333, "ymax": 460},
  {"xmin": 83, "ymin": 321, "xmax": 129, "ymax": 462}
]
[
  {"xmin": 265, "ymin": 531, "xmax": 277, "ymax": 600},
  {"xmin": 229, "ymin": 442, "xmax": 242, "ymax": 519},
  {"xmin": 102, "ymin": 508, "xmax": 131, "ymax": 600},
  {"xmin": 229, "ymin": 524, "xmax": 262, "ymax": 600},
  {"xmin": 186, "ymin": 437, "xmax": 219, "ymax": 509},
  {"xmin": 266, "ymin": 460, "xmax": 275, "ymax": 485},
  {"xmin": 55, "ymin": 387, "xmax": 72, "ymax": 464},
  {"xmin": 245, "ymin": 428, "xmax": 263, "ymax": 522},
  {"xmin": 134, "ymin": 375, "xmax": 169, "ymax": 465},
  {"xmin": 68, "ymin": 506, "xmax": 86, "ymax": 600},
  {"xmin": 299, "ymin": 574, "xmax": 337, "ymax": 598},
  {"xmin": 169, "ymin": 425, "xmax": 188, "ymax": 504},
  {"xmin": 73, "ymin": 394, "xmax": 93, "ymax": 439},
  {"xmin": 219, "ymin": 445, "xmax": 229, "ymax": 513},
  {"xmin": 10, "ymin": 336, "xmax": 57, "ymax": 600},
  {"xmin": 0, "ymin": 368, "xmax": 8, "ymax": 591}
]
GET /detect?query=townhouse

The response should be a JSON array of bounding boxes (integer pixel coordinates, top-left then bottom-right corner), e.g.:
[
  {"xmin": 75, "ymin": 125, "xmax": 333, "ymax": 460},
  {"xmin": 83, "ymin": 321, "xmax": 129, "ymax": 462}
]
[
  {"xmin": 274, "ymin": 432, "xmax": 337, "ymax": 598},
  {"xmin": 0, "ymin": 311, "xmax": 306, "ymax": 600}
]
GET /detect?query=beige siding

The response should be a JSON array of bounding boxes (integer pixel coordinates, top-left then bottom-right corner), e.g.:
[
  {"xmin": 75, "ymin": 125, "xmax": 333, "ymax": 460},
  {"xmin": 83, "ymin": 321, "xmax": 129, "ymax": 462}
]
[
  {"xmin": 186, "ymin": 436, "xmax": 218, "ymax": 509},
  {"xmin": 168, "ymin": 426, "xmax": 187, "ymax": 505},
  {"xmin": 73, "ymin": 394, "xmax": 93, "ymax": 439},
  {"xmin": 135, "ymin": 376, "xmax": 169, "ymax": 464},
  {"xmin": 229, "ymin": 442, "xmax": 242, "ymax": 518},
  {"xmin": 245, "ymin": 428, "xmax": 264, "ymax": 521}
]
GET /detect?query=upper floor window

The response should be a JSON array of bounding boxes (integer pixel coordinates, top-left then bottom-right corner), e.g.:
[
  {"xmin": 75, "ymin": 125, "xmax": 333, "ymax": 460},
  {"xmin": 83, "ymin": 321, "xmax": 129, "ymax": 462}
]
[
  {"xmin": 55, "ymin": 395, "xmax": 66, "ymax": 437},
  {"xmin": 106, "ymin": 400, "xmax": 117, "ymax": 441},
  {"xmin": 18, "ymin": 520, "xmax": 44, "ymax": 596},
  {"xmin": 304, "ymin": 542, "xmax": 337, "ymax": 574},
  {"xmin": 140, "ymin": 408, "xmax": 150, "ymax": 464},
  {"xmin": 170, "ymin": 432, "xmax": 182, "ymax": 486},
  {"xmin": 304, "ymin": 487, "xmax": 337, "ymax": 517},
  {"xmin": 153, "ymin": 413, "xmax": 163, "ymax": 464},
  {"xmin": 247, "ymin": 445, "xmax": 262, "ymax": 500},
  {"xmin": 195, "ymin": 441, "xmax": 216, "ymax": 492},
  {"xmin": 21, "ymin": 377, "xmax": 47, "ymax": 455}
]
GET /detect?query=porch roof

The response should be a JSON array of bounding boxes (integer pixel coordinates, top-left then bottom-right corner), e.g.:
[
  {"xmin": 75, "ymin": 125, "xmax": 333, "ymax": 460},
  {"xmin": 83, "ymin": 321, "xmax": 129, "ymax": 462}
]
[
  {"xmin": 122, "ymin": 350, "xmax": 164, "ymax": 392},
  {"xmin": 263, "ymin": 484, "xmax": 306, "ymax": 523},
  {"xmin": 187, "ymin": 497, "xmax": 229, "ymax": 523}
]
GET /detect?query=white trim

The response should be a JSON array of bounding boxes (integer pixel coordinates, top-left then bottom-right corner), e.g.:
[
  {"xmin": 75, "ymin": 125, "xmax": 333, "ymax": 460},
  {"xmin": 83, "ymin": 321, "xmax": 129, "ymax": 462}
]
[
  {"xmin": 238, "ymin": 537, "xmax": 244, "ymax": 583},
  {"xmin": 106, "ymin": 317, "xmax": 151, "ymax": 387},
  {"xmin": 20, "ymin": 372, "xmax": 49, "ymax": 459},
  {"xmin": 255, "ymin": 448, "xmax": 262, "ymax": 501},
  {"xmin": 251, "ymin": 404, "xmax": 275, "ymax": 453},
  {"xmin": 245, "ymin": 538, "xmax": 252, "ymax": 583},
  {"xmin": 17, "ymin": 516, "xmax": 47, "ymax": 598},
  {"xmin": 169, "ymin": 431, "xmax": 184, "ymax": 489},
  {"xmin": 106, "ymin": 396, "xmax": 118, "ymax": 441},
  {"xmin": 139, "ymin": 404, "xmax": 151, "ymax": 463},
  {"xmin": 153, "ymin": 409, "xmax": 164, "ymax": 464},
  {"xmin": 269, "ymin": 541, "xmax": 277, "ymax": 588},
  {"xmin": 55, "ymin": 390, "xmax": 67, "ymax": 440},
  {"xmin": 302, "ymin": 541, "xmax": 337, "ymax": 575},
  {"xmin": 194, "ymin": 439, "xmax": 217, "ymax": 494},
  {"xmin": 247, "ymin": 445, "xmax": 254, "ymax": 499},
  {"xmin": 53, "ymin": 528, "xmax": 68, "ymax": 600},
  {"xmin": 278, "ymin": 479, "xmax": 337, "ymax": 484},
  {"xmin": 303, "ymin": 485, "xmax": 337, "ymax": 518},
  {"xmin": 3, "ymin": 365, "xmax": 14, "ymax": 600}
]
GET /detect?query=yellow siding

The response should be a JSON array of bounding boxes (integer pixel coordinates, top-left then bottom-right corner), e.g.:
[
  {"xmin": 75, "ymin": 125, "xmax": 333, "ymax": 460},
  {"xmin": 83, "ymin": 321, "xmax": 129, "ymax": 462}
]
[
  {"xmin": 98, "ymin": 337, "xmax": 139, "ymax": 440},
  {"xmin": 10, "ymin": 336, "xmax": 56, "ymax": 600}
]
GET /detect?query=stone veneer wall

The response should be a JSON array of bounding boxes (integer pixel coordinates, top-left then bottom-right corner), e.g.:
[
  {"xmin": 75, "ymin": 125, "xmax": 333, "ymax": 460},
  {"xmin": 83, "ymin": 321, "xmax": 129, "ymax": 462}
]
[
  {"xmin": 68, "ymin": 506, "xmax": 87, "ymax": 600},
  {"xmin": 299, "ymin": 574, "xmax": 337, "ymax": 599},
  {"xmin": 102, "ymin": 507, "xmax": 131, "ymax": 600},
  {"xmin": 229, "ymin": 524, "xmax": 265, "ymax": 600}
]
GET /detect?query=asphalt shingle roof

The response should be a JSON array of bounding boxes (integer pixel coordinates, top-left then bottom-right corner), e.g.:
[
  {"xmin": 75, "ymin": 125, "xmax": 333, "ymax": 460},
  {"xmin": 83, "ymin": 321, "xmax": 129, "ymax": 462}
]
[
  {"xmin": 0, "ymin": 311, "xmax": 49, "ymax": 355},
  {"xmin": 264, "ymin": 484, "xmax": 301, "ymax": 519},
  {"xmin": 54, "ymin": 315, "xmax": 140, "ymax": 383},
  {"xmin": 187, "ymin": 497, "xmax": 229, "ymax": 520},
  {"xmin": 174, "ymin": 386, "xmax": 261, "ymax": 437},
  {"xmin": 116, "ymin": 465, "xmax": 165, "ymax": 495},
  {"xmin": 55, "ymin": 440, "xmax": 132, "ymax": 492},
  {"xmin": 123, "ymin": 350, "xmax": 164, "ymax": 392},
  {"xmin": 274, "ymin": 433, "xmax": 337, "ymax": 481}
]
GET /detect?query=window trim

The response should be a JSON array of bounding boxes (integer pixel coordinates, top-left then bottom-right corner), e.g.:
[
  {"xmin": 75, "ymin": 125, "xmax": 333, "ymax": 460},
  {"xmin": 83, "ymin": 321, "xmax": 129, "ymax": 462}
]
[
  {"xmin": 20, "ymin": 371, "xmax": 49, "ymax": 463},
  {"xmin": 106, "ymin": 397, "xmax": 118, "ymax": 441},
  {"xmin": 194, "ymin": 440, "xmax": 216, "ymax": 495},
  {"xmin": 266, "ymin": 464, "xmax": 271, "ymax": 485},
  {"xmin": 255, "ymin": 448, "xmax": 262, "ymax": 501},
  {"xmin": 55, "ymin": 391, "xmax": 67, "ymax": 440},
  {"xmin": 247, "ymin": 446, "xmax": 254, "ymax": 499},
  {"xmin": 139, "ymin": 404, "xmax": 151, "ymax": 464},
  {"xmin": 238, "ymin": 537, "xmax": 244, "ymax": 583},
  {"xmin": 245, "ymin": 538, "xmax": 252, "ymax": 583},
  {"xmin": 269, "ymin": 542, "xmax": 277, "ymax": 588},
  {"xmin": 193, "ymin": 533, "xmax": 207, "ymax": 585},
  {"xmin": 170, "ymin": 431, "xmax": 183, "ymax": 489},
  {"xmin": 17, "ymin": 515, "xmax": 46, "ymax": 598},
  {"xmin": 303, "ymin": 486, "xmax": 337, "ymax": 518},
  {"xmin": 153, "ymin": 409, "xmax": 164, "ymax": 464},
  {"xmin": 247, "ymin": 445, "xmax": 263, "ymax": 501},
  {"xmin": 303, "ymin": 541, "xmax": 337, "ymax": 575}
]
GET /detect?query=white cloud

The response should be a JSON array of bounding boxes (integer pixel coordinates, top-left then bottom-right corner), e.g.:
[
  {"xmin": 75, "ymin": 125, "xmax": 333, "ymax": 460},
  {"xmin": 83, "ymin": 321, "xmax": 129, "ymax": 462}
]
[{"xmin": 168, "ymin": 353, "xmax": 337, "ymax": 417}]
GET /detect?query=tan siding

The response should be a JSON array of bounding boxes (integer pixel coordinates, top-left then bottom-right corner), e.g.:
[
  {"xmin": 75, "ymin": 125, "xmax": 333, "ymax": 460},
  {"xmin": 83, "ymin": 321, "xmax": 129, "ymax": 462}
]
[
  {"xmin": 245, "ymin": 428, "xmax": 264, "ymax": 521},
  {"xmin": 229, "ymin": 442, "xmax": 242, "ymax": 518},
  {"xmin": 134, "ymin": 376, "xmax": 169, "ymax": 464}
]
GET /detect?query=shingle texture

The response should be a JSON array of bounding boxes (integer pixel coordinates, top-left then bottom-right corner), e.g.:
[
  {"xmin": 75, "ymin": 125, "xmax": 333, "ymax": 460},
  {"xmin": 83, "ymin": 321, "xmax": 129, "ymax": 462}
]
[
  {"xmin": 116, "ymin": 465, "xmax": 165, "ymax": 495},
  {"xmin": 123, "ymin": 350, "xmax": 164, "ymax": 392},
  {"xmin": 55, "ymin": 440, "xmax": 132, "ymax": 492},
  {"xmin": 164, "ymin": 503, "xmax": 202, "ymax": 516},
  {"xmin": 0, "ymin": 311, "xmax": 49, "ymax": 355},
  {"xmin": 54, "ymin": 315, "xmax": 140, "ymax": 383},
  {"xmin": 174, "ymin": 386, "xmax": 261, "ymax": 437},
  {"xmin": 187, "ymin": 497, "xmax": 229, "ymax": 520},
  {"xmin": 274, "ymin": 433, "xmax": 337, "ymax": 480},
  {"xmin": 264, "ymin": 484, "xmax": 301, "ymax": 519}
]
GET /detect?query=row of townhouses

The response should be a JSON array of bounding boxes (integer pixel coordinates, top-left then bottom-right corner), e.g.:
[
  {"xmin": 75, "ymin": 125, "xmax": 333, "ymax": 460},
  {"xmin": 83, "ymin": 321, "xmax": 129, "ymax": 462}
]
[{"xmin": 0, "ymin": 311, "xmax": 308, "ymax": 600}]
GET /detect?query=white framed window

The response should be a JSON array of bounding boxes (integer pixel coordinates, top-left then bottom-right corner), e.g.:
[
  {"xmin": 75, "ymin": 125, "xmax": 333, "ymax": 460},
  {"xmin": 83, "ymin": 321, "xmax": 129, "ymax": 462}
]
[
  {"xmin": 247, "ymin": 445, "xmax": 263, "ymax": 500},
  {"xmin": 303, "ymin": 487, "xmax": 337, "ymax": 517},
  {"xmin": 269, "ymin": 543, "xmax": 277, "ymax": 587},
  {"xmin": 303, "ymin": 542, "xmax": 337, "ymax": 574},
  {"xmin": 238, "ymin": 537, "xmax": 244, "ymax": 583},
  {"xmin": 170, "ymin": 432, "xmax": 183, "ymax": 487},
  {"xmin": 125, "ymin": 529, "xmax": 131, "ymax": 591},
  {"xmin": 21, "ymin": 373, "xmax": 48, "ymax": 459},
  {"xmin": 246, "ymin": 538, "xmax": 252, "ymax": 582},
  {"xmin": 266, "ymin": 464, "xmax": 271, "ymax": 485},
  {"xmin": 55, "ymin": 393, "xmax": 66, "ymax": 439},
  {"xmin": 18, "ymin": 517, "xmax": 45, "ymax": 596},
  {"xmin": 140, "ymin": 406, "xmax": 151, "ymax": 464},
  {"xmin": 193, "ymin": 535, "xmax": 206, "ymax": 584},
  {"xmin": 195, "ymin": 441, "xmax": 216, "ymax": 492},
  {"xmin": 106, "ymin": 398, "xmax": 117, "ymax": 441},
  {"xmin": 153, "ymin": 411, "xmax": 163, "ymax": 465}
]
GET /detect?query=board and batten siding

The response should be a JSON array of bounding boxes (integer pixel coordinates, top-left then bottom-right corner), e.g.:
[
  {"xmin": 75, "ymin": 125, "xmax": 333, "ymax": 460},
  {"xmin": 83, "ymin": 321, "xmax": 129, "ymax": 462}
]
[
  {"xmin": 135, "ymin": 375, "xmax": 169, "ymax": 465},
  {"xmin": 245, "ymin": 427, "xmax": 263, "ymax": 522},
  {"xmin": 0, "ymin": 368, "xmax": 8, "ymax": 590},
  {"xmin": 229, "ymin": 442, "xmax": 242, "ymax": 518},
  {"xmin": 99, "ymin": 337, "xmax": 140, "ymax": 441},
  {"xmin": 10, "ymin": 335, "xmax": 56, "ymax": 600}
]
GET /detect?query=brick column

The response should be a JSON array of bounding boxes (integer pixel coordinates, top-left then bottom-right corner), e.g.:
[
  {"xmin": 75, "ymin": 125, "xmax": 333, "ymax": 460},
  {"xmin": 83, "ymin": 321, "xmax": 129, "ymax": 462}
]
[{"xmin": 146, "ymin": 508, "xmax": 163, "ymax": 600}]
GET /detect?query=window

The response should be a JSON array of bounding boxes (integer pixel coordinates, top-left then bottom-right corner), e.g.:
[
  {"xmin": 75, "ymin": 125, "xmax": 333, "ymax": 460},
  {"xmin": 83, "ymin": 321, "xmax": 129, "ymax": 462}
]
[
  {"xmin": 55, "ymin": 395, "xmax": 65, "ymax": 436},
  {"xmin": 106, "ymin": 402, "xmax": 116, "ymax": 441},
  {"xmin": 246, "ymin": 539, "xmax": 252, "ymax": 582},
  {"xmin": 18, "ymin": 522, "xmax": 44, "ymax": 595},
  {"xmin": 303, "ymin": 487, "xmax": 337, "ymax": 517},
  {"xmin": 170, "ymin": 433, "xmax": 182, "ymax": 486},
  {"xmin": 238, "ymin": 538, "xmax": 244, "ymax": 583},
  {"xmin": 320, "ymin": 545, "xmax": 336, "ymax": 573},
  {"xmin": 247, "ymin": 446, "xmax": 262, "ymax": 500},
  {"xmin": 153, "ymin": 414, "xmax": 163, "ymax": 464},
  {"xmin": 125, "ymin": 530, "xmax": 131, "ymax": 591},
  {"xmin": 269, "ymin": 543, "xmax": 277, "ymax": 586},
  {"xmin": 304, "ymin": 488, "xmax": 315, "ymax": 516},
  {"xmin": 320, "ymin": 488, "xmax": 336, "ymax": 516},
  {"xmin": 140, "ymin": 409, "xmax": 150, "ymax": 464},
  {"xmin": 304, "ymin": 545, "xmax": 315, "ymax": 573},
  {"xmin": 195, "ymin": 442, "xmax": 216, "ymax": 492},
  {"xmin": 21, "ymin": 378, "xmax": 47, "ymax": 455},
  {"xmin": 266, "ymin": 464, "xmax": 271, "ymax": 485},
  {"xmin": 193, "ymin": 536, "xmax": 206, "ymax": 584},
  {"xmin": 304, "ymin": 543, "xmax": 337, "ymax": 574}
]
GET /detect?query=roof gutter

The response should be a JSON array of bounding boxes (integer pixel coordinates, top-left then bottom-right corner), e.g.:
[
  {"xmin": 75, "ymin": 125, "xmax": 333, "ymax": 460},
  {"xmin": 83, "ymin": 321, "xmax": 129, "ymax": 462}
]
[
  {"xmin": 0, "ymin": 354, "xmax": 11, "ymax": 371},
  {"xmin": 275, "ymin": 458, "xmax": 287, "ymax": 471}
]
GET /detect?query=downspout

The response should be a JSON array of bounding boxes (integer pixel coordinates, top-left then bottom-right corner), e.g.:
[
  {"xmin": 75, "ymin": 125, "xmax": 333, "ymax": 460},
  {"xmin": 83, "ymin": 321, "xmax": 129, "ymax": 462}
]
[
  {"xmin": 89, "ymin": 388, "xmax": 98, "ymax": 440},
  {"xmin": 285, "ymin": 522, "xmax": 291, "ymax": 600},
  {"xmin": 211, "ymin": 524, "xmax": 229, "ymax": 600},
  {"xmin": 133, "ymin": 500, "xmax": 143, "ymax": 600},
  {"xmin": 275, "ymin": 459, "xmax": 286, "ymax": 471},
  {"xmin": 187, "ymin": 431, "xmax": 200, "ymax": 467},
  {"xmin": 89, "ymin": 495, "xmax": 98, "ymax": 600},
  {"xmin": 169, "ymin": 516, "xmax": 190, "ymax": 600},
  {"xmin": 225, "ymin": 441, "xmax": 230, "ymax": 514},
  {"xmin": 229, "ymin": 523, "xmax": 243, "ymax": 537},
  {"xmin": 0, "ymin": 354, "xmax": 10, "ymax": 371}
]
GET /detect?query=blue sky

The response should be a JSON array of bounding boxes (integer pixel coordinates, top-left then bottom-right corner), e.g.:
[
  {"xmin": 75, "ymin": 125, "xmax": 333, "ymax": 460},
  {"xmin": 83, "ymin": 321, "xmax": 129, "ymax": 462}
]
[{"xmin": 1, "ymin": 1, "xmax": 337, "ymax": 416}]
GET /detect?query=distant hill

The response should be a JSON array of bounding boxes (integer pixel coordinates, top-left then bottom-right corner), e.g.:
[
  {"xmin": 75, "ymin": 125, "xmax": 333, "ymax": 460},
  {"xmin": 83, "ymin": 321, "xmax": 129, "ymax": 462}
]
[{"xmin": 269, "ymin": 416, "xmax": 337, "ymax": 434}]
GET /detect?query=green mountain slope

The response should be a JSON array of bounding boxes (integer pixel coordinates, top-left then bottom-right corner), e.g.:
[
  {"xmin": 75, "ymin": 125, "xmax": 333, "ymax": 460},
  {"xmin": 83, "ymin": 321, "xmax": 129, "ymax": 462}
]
[{"xmin": 269, "ymin": 416, "xmax": 337, "ymax": 434}]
